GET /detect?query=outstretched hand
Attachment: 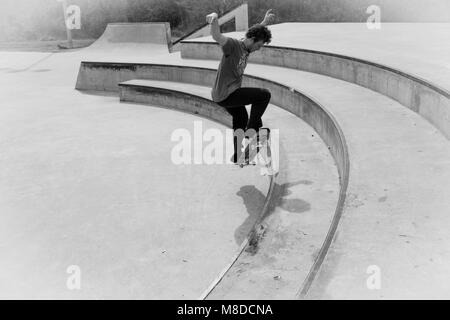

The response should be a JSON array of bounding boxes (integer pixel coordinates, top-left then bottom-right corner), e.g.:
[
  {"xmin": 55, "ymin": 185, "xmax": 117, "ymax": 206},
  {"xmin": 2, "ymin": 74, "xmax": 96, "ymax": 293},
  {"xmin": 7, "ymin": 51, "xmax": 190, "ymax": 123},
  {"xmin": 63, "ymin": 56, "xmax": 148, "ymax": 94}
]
[
  {"xmin": 262, "ymin": 9, "xmax": 275, "ymax": 25},
  {"xmin": 206, "ymin": 12, "xmax": 218, "ymax": 24}
]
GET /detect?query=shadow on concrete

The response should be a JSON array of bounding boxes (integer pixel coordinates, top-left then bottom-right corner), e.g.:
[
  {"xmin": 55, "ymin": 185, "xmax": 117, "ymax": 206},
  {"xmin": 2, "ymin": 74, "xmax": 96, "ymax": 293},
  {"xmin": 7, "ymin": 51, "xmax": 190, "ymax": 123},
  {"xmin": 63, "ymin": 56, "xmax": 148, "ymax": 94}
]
[
  {"xmin": 234, "ymin": 180, "xmax": 312, "ymax": 245},
  {"xmin": 272, "ymin": 180, "xmax": 312, "ymax": 214},
  {"xmin": 234, "ymin": 185, "xmax": 266, "ymax": 245}
]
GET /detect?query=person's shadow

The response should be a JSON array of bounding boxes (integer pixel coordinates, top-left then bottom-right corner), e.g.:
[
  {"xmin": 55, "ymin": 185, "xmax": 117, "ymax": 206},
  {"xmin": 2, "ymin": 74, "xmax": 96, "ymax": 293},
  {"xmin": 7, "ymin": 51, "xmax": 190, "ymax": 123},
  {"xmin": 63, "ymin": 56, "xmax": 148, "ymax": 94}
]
[{"xmin": 234, "ymin": 180, "xmax": 312, "ymax": 245}]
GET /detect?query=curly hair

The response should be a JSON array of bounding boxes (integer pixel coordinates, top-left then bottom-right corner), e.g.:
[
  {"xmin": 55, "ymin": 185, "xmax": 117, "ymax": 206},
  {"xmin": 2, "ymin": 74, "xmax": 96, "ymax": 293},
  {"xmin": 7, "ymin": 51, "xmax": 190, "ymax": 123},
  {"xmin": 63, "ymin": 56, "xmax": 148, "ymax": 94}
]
[{"xmin": 245, "ymin": 24, "xmax": 272, "ymax": 44}]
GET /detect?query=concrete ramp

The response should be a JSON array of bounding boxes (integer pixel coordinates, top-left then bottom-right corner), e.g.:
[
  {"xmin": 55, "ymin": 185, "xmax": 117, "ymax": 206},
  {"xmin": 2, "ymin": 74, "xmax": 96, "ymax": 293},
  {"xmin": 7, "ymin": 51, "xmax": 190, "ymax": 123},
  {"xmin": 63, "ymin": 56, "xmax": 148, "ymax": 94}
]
[
  {"xmin": 92, "ymin": 23, "xmax": 171, "ymax": 46},
  {"xmin": 81, "ymin": 22, "xmax": 172, "ymax": 62}
]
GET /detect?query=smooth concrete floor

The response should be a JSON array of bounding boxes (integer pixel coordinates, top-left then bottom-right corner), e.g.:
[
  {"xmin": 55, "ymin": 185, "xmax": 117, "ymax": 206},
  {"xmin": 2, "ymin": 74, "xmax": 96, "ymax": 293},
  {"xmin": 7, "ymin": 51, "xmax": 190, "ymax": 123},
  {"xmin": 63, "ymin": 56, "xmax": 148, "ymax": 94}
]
[
  {"xmin": 0, "ymin": 48, "xmax": 340, "ymax": 299},
  {"xmin": 0, "ymin": 51, "xmax": 272, "ymax": 298}
]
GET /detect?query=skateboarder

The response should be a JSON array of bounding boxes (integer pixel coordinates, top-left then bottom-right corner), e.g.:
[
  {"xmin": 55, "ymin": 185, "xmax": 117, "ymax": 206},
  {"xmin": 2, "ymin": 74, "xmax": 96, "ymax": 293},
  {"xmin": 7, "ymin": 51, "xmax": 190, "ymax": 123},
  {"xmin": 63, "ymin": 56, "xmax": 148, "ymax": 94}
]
[{"xmin": 206, "ymin": 9, "xmax": 275, "ymax": 163}]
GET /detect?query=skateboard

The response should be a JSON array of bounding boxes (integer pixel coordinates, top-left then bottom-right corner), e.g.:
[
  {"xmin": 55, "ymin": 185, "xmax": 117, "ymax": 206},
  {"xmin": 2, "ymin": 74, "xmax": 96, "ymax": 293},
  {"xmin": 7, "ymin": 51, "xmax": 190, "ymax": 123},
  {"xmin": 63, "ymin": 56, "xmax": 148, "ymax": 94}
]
[{"xmin": 237, "ymin": 128, "xmax": 272, "ymax": 174}]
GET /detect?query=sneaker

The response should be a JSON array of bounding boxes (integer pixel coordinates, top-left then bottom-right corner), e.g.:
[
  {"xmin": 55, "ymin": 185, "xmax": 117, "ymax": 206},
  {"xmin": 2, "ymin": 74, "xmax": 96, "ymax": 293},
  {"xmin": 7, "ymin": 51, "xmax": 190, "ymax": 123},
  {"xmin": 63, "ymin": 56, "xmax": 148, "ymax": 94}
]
[{"xmin": 231, "ymin": 152, "xmax": 250, "ymax": 165}]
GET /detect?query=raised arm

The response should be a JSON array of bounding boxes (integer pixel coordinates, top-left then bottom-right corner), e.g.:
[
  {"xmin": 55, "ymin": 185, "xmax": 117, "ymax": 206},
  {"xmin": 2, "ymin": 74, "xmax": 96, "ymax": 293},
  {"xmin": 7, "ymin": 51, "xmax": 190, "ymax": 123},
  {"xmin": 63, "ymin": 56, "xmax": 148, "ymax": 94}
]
[
  {"xmin": 260, "ymin": 9, "xmax": 275, "ymax": 27},
  {"xmin": 206, "ymin": 13, "xmax": 228, "ymax": 47}
]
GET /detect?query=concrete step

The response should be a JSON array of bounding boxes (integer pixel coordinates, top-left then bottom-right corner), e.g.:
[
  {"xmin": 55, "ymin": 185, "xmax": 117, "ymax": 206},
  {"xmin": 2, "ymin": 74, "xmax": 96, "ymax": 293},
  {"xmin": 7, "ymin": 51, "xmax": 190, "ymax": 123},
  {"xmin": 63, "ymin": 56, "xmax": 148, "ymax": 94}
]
[
  {"xmin": 77, "ymin": 55, "xmax": 450, "ymax": 298},
  {"xmin": 121, "ymin": 79, "xmax": 211, "ymax": 99},
  {"xmin": 180, "ymin": 32, "xmax": 450, "ymax": 140},
  {"xmin": 181, "ymin": 23, "xmax": 450, "ymax": 93},
  {"xmin": 119, "ymin": 79, "xmax": 231, "ymax": 126},
  {"xmin": 118, "ymin": 78, "xmax": 341, "ymax": 299}
]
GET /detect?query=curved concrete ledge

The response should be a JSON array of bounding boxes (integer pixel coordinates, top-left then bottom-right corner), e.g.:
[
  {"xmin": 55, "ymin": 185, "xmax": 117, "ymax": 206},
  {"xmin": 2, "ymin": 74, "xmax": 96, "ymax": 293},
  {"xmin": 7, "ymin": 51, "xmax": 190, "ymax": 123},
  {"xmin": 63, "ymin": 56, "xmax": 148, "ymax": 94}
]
[
  {"xmin": 75, "ymin": 61, "xmax": 349, "ymax": 298},
  {"xmin": 180, "ymin": 41, "xmax": 450, "ymax": 140},
  {"xmin": 119, "ymin": 81, "xmax": 280, "ymax": 297},
  {"xmin": 76, "ymin": 62, "xmax": 348, "ymax": 177},
  {"xmin": 120, "ymin": 83, "xmax": 232, "ymax": 127}
]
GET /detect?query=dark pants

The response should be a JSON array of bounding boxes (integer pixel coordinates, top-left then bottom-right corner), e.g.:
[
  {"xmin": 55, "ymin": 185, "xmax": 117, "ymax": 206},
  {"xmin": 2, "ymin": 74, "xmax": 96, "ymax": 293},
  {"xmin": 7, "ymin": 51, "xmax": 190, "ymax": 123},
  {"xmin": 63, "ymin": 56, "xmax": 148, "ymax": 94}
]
[{"xmin": 217, "ymin": 87, "xmax": 271, "ymax": 160}]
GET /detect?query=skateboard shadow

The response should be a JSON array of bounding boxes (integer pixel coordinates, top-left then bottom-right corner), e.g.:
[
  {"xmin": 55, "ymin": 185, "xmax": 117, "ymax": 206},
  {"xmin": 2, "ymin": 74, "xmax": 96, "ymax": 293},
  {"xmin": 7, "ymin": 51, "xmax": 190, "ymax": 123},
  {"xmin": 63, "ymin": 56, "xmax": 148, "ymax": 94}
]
[{"xmin": 234, "ymin": 180, "xmax": 311, "ymax": 245}]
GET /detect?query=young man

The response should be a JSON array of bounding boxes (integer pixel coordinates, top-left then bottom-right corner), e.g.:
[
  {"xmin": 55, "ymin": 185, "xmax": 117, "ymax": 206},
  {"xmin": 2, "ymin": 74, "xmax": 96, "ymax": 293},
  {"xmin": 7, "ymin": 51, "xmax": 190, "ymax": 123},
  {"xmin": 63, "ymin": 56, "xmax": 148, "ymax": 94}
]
[{"xmin": 206, "ymin": 9, "xmax": 275, "ymax": 163}]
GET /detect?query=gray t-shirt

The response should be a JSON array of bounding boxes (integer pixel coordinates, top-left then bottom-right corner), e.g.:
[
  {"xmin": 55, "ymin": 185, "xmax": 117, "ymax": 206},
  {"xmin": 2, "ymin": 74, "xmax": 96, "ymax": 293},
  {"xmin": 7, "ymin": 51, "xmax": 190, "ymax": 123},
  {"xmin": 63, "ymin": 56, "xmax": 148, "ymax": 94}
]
[{"xmin": 211, "ymin": 37, "xmax": 250, "ymax": 103}]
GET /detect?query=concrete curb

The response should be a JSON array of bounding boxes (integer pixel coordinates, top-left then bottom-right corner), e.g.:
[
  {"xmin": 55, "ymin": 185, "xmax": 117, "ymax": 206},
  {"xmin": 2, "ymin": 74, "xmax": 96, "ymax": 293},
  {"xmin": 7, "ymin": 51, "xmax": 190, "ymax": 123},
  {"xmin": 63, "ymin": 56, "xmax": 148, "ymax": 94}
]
[
  {"xmin": 180, "ymin": 41, "xmax": 450, "ymax": 140},
  {"xmin": 76, "ymin": 62, "xmax": 349, "ymax": 298},
  {"xmin": 119, "ymin": 81, "xmax": 280, "ymax": 299}
]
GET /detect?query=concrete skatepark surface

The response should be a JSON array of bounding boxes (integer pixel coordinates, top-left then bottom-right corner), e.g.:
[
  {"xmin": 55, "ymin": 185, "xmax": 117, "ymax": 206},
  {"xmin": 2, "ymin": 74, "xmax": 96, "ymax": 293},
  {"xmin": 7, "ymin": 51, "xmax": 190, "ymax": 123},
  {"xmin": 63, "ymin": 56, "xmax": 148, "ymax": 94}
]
[
  {"xmin": 183, "ymin": 23, "xmax": 450, "ymax": 93},
  {"xmin": 1, "ymin": 22, "xmax": 450, "ymax": 299},
  {"xmin": 85, "ymin": 23, "xmax": 172, "ymax": 61},
  {"xmin": 0, "ymin": 22, "xmax": 340, "ymax": 299},
  {"xmin": 0, "ymin": 53, "xmax": 272, "ymax": 298}
]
